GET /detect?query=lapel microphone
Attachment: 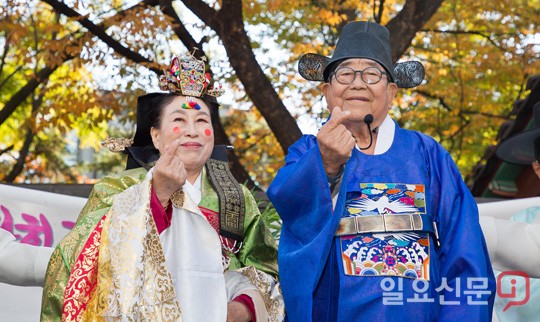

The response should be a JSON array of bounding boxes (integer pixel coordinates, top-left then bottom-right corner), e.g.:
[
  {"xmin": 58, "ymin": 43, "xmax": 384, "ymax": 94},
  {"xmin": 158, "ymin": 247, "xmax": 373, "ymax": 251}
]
[{"xmin": 359, "ymin": 114, "xmax": 374, "ymax": 150}]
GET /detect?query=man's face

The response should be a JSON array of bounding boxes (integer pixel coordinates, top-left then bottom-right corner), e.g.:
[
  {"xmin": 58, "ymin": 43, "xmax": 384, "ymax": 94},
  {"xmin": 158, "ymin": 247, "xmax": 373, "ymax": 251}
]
[{"xmin": 322, "ymin": 58, "xmax": 397, "ymax": 127}]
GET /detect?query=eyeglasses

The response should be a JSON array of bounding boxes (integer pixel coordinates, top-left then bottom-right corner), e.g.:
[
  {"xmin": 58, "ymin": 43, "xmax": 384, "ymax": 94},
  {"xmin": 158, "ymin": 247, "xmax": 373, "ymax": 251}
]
[{"xmin": 330, "ymin": 66, "xmax": 387, "ymax": 85}]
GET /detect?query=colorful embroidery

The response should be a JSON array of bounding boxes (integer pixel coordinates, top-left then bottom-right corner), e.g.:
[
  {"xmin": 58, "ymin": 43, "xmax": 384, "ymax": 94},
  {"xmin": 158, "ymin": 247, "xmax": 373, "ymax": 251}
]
[
  {"xmin": 199, "ymin": 206, "xmax": 242, "ymax": 269},
  {"xmin": 206, "ymin": 158, "xmax": 245, "ymax": 241},
  {"xmin": 340, "ymin": 183, "xmax": 430, "ymax": 280},
  {"xmin": 61, "ymin": 215, "xmax": 106, "ymax": 321},
  {"xmin": 85, "ymin": 177, "xmax": 181, "ymax": 320}
]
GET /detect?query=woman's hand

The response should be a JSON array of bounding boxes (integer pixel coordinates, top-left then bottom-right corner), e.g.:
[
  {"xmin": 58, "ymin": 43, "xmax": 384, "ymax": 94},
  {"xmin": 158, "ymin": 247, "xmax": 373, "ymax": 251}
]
[
  {"xmin": 226, "ymin": 301, "xmax": 252, "ymax": 322},
  {"xmin": 152, "ymin": 139, "xmax": 187, "ymax": 207},
  {"xmin": 317, "ymin": 106, "xmax": 355, "ymax": 177}
]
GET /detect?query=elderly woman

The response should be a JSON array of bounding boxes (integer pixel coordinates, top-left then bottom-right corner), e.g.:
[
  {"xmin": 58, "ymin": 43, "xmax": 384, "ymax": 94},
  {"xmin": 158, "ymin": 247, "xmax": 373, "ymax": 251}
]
[{"xmin": 41, "ymin": 53, "xmax": 283, "ymax": 321}]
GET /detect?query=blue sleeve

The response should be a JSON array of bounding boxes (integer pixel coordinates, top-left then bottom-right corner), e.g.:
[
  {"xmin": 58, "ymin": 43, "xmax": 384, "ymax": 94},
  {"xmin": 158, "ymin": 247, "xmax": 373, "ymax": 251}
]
[
  {"xmin": 268, "ymin": 136, "xmax": 333, "ymax": 241},
  {"xmin": 267, "ymin": 135, "xmax": 347, "ymax": 321},
  {"xmin": 429, "ymin": 145, "xmax": 496, "ymax": 321}
]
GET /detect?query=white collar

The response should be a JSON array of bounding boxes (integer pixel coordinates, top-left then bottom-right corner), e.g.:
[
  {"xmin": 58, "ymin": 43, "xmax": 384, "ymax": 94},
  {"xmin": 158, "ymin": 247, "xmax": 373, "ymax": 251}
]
[
  {"xmin": 373, "ymin": 114, "xmax": 395, "ymax": 155},
  {"xmin": 355, "ymin": 114, "xmax": 395, "ymax": 155},
  {"xmin": 183, "ymin": 173, "xmax": 202, "ymax": 205}
]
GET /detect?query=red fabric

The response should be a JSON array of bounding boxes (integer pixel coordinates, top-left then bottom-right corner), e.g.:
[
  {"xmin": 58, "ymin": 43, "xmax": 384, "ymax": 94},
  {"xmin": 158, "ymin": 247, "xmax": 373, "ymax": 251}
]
[
  {"xmin": 198, "ymin": 206, "xmax": 220, "ymax": 233},
  {"xmin": 199, "ymin": 206, "xmax": 239, "ymax": 253},
  {"xmin": 62, "ymin": 215, "xmax": 106, "ymax": 321},
  {"xmin": 150, "ymin": 186, "xmax": 172, "ymax": 234},
  {"xmin": 232, "ymin": 294, "xmax": 257, "ymax": 322}
]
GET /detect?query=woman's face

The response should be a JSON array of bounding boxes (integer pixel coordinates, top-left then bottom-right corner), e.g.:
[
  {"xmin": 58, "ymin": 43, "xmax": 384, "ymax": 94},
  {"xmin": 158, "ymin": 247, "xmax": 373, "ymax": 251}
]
[
  {"xmin": 150, "ymin": 95, "xmax": 214, "ymax": 177},
  {"xmin": 322, "ymin": 58, "xmax": 397, "ymax": 128}
]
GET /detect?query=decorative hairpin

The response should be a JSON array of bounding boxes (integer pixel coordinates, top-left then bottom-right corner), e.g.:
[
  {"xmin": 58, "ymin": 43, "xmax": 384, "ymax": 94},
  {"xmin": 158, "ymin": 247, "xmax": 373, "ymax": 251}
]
[
  {"xmin": 101, "ymin": 137, "xmax": 134, "ymax": 152},
  {"xmin": 159, "ymin": 49, "xmax": 225, "ymax": 98},
  {"xmin": 181, "ymin": 97, "xmax": 201, "ymax": 110}
]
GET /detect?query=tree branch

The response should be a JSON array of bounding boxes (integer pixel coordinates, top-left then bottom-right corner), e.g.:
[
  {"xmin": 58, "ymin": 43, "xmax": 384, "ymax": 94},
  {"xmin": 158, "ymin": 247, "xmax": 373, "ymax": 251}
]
[
  {"xmin": 1, "ymin": 1, "xmax": 160, "ymax": 126},
  {"xmin": 41, "ymin": 0, "xmax": 161, "ymax": 73},
  {"xmin": 373, "ymin": 0, "xmax": 386, "ymax": 23},
  {"xmin": 180, "ymin": 0, "xmax": 220, "ymax": 28},
  {"xmin": 0, "ymin": 144, "xmax": 14, "ymax": 156},
  {"xmin": 386, "ymin": 0, "xmax": 445, "ymax": 61},
  {"xmin": 236, "ymin": 132, "xmax": 271, "ymax": 155},
  {"xmin": 0, "ymin": 64, "xmax": 61, "ymax": 126},
  {"xmin": 0, "ymin": 31, "xmax": 11, "ymax": 80},
  {"xmin": 4, "ymin": 73, "xmax": 49, "ymax": 181},
  {"xmin": 459, "ymin": 110, "xmax": 509, "ymax": 120},
  {"xmin": 4, "ymin": 127, "xmax": 34, "ymax": 182},
  {"xmin": 415, "ymin": 89, "xmax": 453, "ymax": 111},
  {"xmin": 183, "ymin": 0, "xmax": 303, "ymax": 153},
  {"xmin": 422, "ymin": 28, "xmax": 506, "ymax": 50},
  {"xmin": 159, "ymin": 0, "xmax": 203, "ymax": 54}
]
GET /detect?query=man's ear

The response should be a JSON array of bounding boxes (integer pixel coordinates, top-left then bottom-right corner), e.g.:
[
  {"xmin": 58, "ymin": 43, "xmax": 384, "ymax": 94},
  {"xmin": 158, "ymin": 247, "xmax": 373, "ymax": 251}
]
[
  {"xmin": 322, "ymin": 82, "xmax": 333, "ymax": 113},
  {"xmin": 387, "ymin": 82, "xmax": 398, "ymax": 105},
  {"xmin": 322, "ymin": 82, "xmax": 330, "ymax": 97},
  {"xmin": 150, "ymin": 127, "xmax": 160, "ymax": 150}
]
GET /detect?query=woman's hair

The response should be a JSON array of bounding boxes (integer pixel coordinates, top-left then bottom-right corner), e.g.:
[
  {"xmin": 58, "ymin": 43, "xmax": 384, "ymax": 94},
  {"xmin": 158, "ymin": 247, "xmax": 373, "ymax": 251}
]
[{"xmin": 132, "ymin": 92, "xmax": 219, "ymax": 148}]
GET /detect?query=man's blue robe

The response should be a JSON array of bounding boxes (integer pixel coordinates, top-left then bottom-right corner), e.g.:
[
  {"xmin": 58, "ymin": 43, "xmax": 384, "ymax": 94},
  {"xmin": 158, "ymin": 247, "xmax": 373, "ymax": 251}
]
[{"xmin": 267, "ymin": 121, "xmax": 495, "ymax": 321}]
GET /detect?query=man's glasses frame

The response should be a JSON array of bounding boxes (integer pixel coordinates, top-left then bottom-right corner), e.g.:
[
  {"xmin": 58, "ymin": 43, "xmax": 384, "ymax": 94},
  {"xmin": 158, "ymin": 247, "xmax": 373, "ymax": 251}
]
[{"xmin": 330, "ymin": 66, "xmax": 388, "ymax": 85}]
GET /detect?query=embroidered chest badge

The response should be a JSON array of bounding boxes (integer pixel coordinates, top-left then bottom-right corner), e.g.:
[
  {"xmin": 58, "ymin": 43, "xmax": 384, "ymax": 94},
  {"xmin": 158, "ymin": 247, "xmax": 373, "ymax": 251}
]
[{"xmin": 340, "ymin": 183, "xmax": 430, "ymax": 280}]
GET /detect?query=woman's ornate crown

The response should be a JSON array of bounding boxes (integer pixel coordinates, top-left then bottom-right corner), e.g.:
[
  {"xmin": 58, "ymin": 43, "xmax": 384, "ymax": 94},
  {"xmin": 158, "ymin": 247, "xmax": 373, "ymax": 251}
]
[{"xmin": 159, "ymin": 51, "xmax": 224, "ymax": 97}]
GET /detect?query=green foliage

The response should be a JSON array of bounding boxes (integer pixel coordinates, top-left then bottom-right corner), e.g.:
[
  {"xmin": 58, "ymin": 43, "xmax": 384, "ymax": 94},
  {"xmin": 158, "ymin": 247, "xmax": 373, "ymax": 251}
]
[
  {"xmin": 1, "ymin": 0, "xmax": 538, "ymax": 187},
  {"xmin": 243, "ymin": 0, "xmax": 539, "ymax": 183},
  {"xmin": 260, "ymin": 203, "xmax": 282, "ymax": 244},
  {"xmin": 0, "ymin": 0, "xmax": 159, "ymax": 182},
  {"xmin": 399, "ymin": 0, "xmax": 539, "ymax": 178},
  {"xmin": 223, "ymin": 108, "xmax": 284, "ymax": 189},
  {"xmin": 250, "ymin": 186, "xmax": 282, "ymax": 243}
]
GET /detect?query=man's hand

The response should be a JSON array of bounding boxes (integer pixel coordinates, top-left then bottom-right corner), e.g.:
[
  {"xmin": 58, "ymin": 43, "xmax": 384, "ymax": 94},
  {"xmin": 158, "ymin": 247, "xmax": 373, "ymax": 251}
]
[
  {"xmin": 226, "ymin": 301, "xmax": 252, "ymax": 322},
  {"xmin": 152, "ymin": 139, "xmax": 187, "ymax": 207},
  {"xmin": 317, "ymin": 106, "xmax": 355, "ymax": 176}
]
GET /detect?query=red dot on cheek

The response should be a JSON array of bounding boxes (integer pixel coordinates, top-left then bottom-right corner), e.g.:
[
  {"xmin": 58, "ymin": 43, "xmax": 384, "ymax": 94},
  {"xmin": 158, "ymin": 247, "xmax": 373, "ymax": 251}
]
[
  {"xmin": 173, "ymin": 127, "xmax": 181, "ymax": 134},
  {"xmin": 204, "ymin": 129, "xmax": 212, "ymax": 136}
]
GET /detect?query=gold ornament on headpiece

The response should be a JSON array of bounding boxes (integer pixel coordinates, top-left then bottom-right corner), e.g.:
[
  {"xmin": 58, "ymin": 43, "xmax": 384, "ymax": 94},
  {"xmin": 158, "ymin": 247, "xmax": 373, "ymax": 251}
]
[
  {"xmin": 102, "ymin": 52, "xmax": 225, "ymax": 154},
  {"xmin": 159, "ymin": 50, "xmax": 225, "ymax": 98},
  {"xmin": 101, "ymin": 137, "xmax": 134, "ymax": 152}
]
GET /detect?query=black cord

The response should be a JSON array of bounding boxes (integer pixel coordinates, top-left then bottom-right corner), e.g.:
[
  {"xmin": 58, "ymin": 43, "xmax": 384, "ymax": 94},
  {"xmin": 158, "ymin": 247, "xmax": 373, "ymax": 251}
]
[{"xmin": 358, "ymin": 114, "xmax": 374, "ymax": 150}]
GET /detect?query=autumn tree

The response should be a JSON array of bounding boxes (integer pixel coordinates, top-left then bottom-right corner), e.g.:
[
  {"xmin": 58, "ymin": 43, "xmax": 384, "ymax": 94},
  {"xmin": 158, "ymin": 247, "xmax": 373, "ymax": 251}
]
[{"xmin": 1, "ymin": 0, "xmax": 538, "ymax": 188}]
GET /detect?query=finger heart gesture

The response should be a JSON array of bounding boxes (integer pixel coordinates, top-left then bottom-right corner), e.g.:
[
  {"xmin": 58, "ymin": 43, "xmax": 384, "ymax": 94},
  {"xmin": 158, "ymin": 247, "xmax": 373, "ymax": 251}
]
[
  {"xmin": 153, "ymin": 139, "xmax": 187, "ymax": 206},
  {"xmin": 317, "ymin": 106, "xmax": 355, "ymax": 176}
]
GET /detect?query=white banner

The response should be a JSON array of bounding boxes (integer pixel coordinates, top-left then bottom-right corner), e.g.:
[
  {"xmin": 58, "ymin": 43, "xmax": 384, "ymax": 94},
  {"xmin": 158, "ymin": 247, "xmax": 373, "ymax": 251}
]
[
  {"xmin": 477, "ymin": 196, "xmax": 540, "ymax": 219},
  {"xmin": 0, "ymin": 184, "xmax": 87, "ymax": 321},
  {"xmin": 1, "ymin": 183, "xmax": 538, "ymax": 321}
]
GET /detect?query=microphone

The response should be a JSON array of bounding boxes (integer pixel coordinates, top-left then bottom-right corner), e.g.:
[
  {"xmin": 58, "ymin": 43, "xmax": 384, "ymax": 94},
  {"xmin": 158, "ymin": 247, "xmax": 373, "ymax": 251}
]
[
  {"xmin": 359, "ymin": 114, "xmax": 374, "ymax": 150},
  {"xmin": 363, "ymin": 114, "xmax": 374, "ymax": 124}
]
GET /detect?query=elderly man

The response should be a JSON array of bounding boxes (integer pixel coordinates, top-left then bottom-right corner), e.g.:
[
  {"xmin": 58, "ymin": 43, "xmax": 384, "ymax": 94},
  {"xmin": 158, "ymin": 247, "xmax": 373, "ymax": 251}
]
[{"xmin": 268, "ymin": 21, "xmax": 495, "ymax": 321}]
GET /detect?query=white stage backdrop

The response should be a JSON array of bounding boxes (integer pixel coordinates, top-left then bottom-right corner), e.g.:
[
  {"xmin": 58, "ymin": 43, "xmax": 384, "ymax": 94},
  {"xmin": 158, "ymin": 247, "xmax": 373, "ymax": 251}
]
[
  {"xmin": 0, "ymin": 184, "xmax": 86, "ymax": 321},
  {"xmin": 0, "ymin": 183, "xmax": 539, "ymax": 321}
]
